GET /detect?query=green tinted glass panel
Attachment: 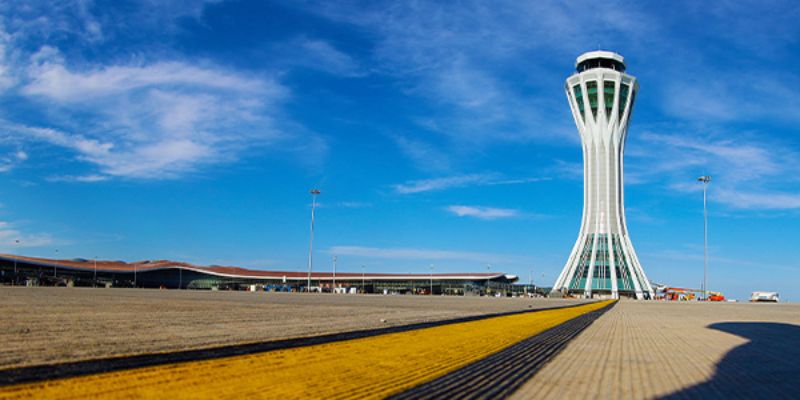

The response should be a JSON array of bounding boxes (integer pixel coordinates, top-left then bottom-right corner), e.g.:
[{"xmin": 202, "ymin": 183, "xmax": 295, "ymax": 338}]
[
  {"xmin": 586, "ymin": 81, "xmax": 597, "ymax": 118},
  {"xmin": 586, "ymin": 81, "xmax": 598, "ymax": 120},
  {"xmin": 603, "ymin": 81, "xmax": 615, "ymax": 117},
  {"xmin": 618, "ymin": 83, "xmax": 630, "ymax": 122},
  {"xmin": 573, "ymin": 84, "xmax": 584, "ymax": 121}
]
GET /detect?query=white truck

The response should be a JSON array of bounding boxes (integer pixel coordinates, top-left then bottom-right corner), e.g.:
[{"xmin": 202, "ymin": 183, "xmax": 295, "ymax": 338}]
[{"xmin": 750, "ymin": 292, "xmax": 779, "ymax": 302}]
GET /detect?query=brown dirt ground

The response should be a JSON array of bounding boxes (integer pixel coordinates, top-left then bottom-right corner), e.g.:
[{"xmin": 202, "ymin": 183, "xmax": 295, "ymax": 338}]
[{"xmin": 0, "ymin": 287, "xmax": 585, "ymax": 370}]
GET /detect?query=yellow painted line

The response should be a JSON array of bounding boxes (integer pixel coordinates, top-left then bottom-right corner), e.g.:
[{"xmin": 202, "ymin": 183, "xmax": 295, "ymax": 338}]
[{"xmin": 0, "ymin": 301, "xmax": 612, "ymax": 400}]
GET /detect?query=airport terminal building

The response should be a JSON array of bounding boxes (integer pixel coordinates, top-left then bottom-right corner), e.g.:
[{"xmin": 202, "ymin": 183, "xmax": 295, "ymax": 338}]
[{"xmin": 0, "ymin": 254, "xmax": 519, "ymax": 295}]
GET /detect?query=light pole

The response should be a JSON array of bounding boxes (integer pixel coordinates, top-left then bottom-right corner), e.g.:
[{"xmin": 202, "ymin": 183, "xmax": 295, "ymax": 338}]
[
  {"xmin": 361, "ymin": 265, "xmax": 365, "ymax": 294},
  {"xmin": 306, "ymin": 189, "xmax": 321, "ymax": 293},
  {"xmin": 486, "ymin": 264, "xmax": 491, "ymax": 295},
  {"xmin": 13, "ymin": 239, "xmax": 19, "ymax": 285},
  {"xmin": 133, "ymin": 263, "xmax": 137, "ymax": 288},
  {"xmin": 94, "ymin": 256, "xmax": 97, "ymax": 287},
  {"xmin": 698, "ymin": 175, "xmax": 711, "ymax": 301},
  {"xmin": 54, "ymin": 249, "xmax": 59, "ymax": 278},
  {"xmin": 429, "ymin": 264, "xmax": 434, "ymax": 295},
  {"xmin": 332, "ymin": 255, "xmax": 337, "ymax": 293},
  {"xmin": 529, "ymin": 269, "xmax": 533, "ymax": 296}
]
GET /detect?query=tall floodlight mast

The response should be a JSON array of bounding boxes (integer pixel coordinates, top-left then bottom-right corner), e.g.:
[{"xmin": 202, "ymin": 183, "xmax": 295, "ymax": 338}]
[{"xmin": 552, "ymin": 51, "xmax": 655, "ymax": 300}]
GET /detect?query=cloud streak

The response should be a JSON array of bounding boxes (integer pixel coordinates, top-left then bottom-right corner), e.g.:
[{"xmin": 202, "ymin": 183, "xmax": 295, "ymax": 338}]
[
  {"xmin": 23, "ymin": 60, "xmax": 270, "ymax": 101},
  {"xmin": 293, "ymin": 37, "xmax": 364, "ymax": 77},
  {"xmin": 627, "ymin": 130, "xmax": 800, "ymax": 210},
  {"xmin": 392, "ymin": 173, "xmax": 547, "ymax": 194},
  {"xmin": 0, "ymin": 221, "xmax": 55, "ymax": 250},
  {"xmin": 0, "ymin": 150, "xmax": 28, "ymax": 172},
  {"xmin": 446, "ymin": 205, "xmax": 519, "ymax": 220}
]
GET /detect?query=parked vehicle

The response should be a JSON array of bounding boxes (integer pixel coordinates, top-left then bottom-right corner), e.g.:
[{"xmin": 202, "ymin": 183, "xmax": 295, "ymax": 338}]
[{"xmin": 750, "ymin": 292, "xmax": 779, "ymax": 302}]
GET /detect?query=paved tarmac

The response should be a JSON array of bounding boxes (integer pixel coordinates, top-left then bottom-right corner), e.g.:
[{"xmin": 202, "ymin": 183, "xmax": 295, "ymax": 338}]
[
  {"xmin": 0, "ymin": 302, "xmax": 611, "ymax": 399},
  {"xmin": 0, "ymin": 287, "xmax": 585, "ymax": 369},
  {"xmin": 3, "ymin": 288, "xmax": 799, "ymax": 399},
  {"xmin": 511, "ymin": 300, "xmax": 800, "ymax": 399}
]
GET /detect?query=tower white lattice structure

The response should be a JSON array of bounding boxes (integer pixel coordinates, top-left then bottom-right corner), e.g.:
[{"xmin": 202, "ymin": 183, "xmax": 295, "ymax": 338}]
[{"xmin": 552, "ymin": 51, "xmax": 655, "ymax": 300}]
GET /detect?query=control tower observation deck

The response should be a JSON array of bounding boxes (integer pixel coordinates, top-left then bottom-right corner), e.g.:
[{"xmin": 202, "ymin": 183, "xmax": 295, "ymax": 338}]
[{"xmin": 575, "ymin": 51, "xmax": 626, "ymax": 73}]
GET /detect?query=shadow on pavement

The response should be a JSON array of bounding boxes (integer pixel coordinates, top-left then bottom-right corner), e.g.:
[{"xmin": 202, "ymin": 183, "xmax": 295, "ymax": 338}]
[{"xmin": 661, "ymin": 322, "xmax": 800, "ymax": 399}]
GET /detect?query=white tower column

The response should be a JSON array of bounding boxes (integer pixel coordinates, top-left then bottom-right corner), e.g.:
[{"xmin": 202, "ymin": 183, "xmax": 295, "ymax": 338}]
[{"xmin": 552, "ymin": 51, "xmax": 654, "ymax": 300}]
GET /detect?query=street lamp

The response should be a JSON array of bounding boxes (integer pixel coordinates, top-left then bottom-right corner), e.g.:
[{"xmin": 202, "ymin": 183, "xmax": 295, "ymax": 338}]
[
  {"xmin": 307, "ymin": 189, "xmax": 321, "ymax": 293},
  {"xmin": 94, "ymin": 256, "xmax": 98, "ymax": 287},
  {"xmin": 361, "ymin": 265, "xmax": 365, "ymax": 294},
  {"xmin": 697, "ymin": 175, "xmax": 711, "ymax": 301},
  {"xmin": 332, "ymin": 255, "xmax": 337, "ymax": 293},
  {"xmin": 486, "ymin": 264, "xmax": 491, "ymax": 295},
  {"xmin": 429, "ymin": 264, "xmax": 434, "ymax": 295},
  {"xmin": 529, "ymin": 269, "xmax": 534, "ymax": 296},
  {"xmin": 54, "ymin": 249, "xmax": 59, "ymax": 278},
  {"xmin": 13, "ymin": 239, "xmax": 19, "ymax": 285}
]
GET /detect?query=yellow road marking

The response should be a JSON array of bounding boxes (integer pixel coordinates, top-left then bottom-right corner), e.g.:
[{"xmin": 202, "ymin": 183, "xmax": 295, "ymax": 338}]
[{"xmin": 0, "ymin": 301, "xmax": 612, "ymax": 399}]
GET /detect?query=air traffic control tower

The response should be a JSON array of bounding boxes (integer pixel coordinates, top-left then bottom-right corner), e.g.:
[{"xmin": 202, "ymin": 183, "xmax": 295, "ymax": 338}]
[{"xmin": 552, "ymin": 51, "xmax": 654, "ymax": 300}]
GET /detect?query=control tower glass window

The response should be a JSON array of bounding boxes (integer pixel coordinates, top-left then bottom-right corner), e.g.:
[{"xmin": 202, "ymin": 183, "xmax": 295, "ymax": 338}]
[
  {"xmin": 603, "ymin": 81, "xmax": 615, "ymax": 117},
  {"xmin": 586, "ymin": 81, "xmax": 598, "ymax": 120},
  {"xmin": 576, "ymin": 58, "xmax": 626, "ymax": 73},
  {"xmin": 573, "ymin": 84, "xmax": 585, "ymax": 121},
  {"xmin": 618, "ymin": 83, "xmax": 630, "ymax": 122}
]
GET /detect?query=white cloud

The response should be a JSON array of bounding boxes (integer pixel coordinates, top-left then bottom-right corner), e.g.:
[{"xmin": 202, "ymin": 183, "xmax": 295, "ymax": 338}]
[
  {"xmin": 662, "ymin": 74, "xmax": 800, "ymax": 124},
  {"xmin": 393, "ymin": 174, "xmax": 491, "ymax": 194},
  {"xmin": 46, "ymin": 174, "xmax": 108, "ymax": 183},
  {"xmin": 446, "ymin": 205, "xmax": 518, "ymax": 220},
  {"xmin": 392, "ymin": 173, "xmax": 546, "ymax": 194},
  {"xmin": 328, "ymin": 245, "xmax": 511, "ymax": 263},
  {"xmin": 714, "ymin": 189, "xmax": 800, "ymax": 210},
  {"xmin": 22, "ymin": 61, "xmax": 269, "ymax": 102},
  {"xmin": 0, "ymin": 4, "xmax": 322, "ymax": 181},
  {"xmin": 295, "ymin": 38, "xmax": 364, "ymax": 77},
  {"xmin": 627, "ymin": 130, "xmax": 800, "ymax": 210},
  {"xmin": 300, "ymin": 1, "xmax": 652, "ymax": 145},
  {"xmin": 1, "ymin": 0, "xmax": 220, "ymax": 46},
  {"xmin": 6, "ymin": 56, "xmax": 298, "ymax": 179},
  {"xmin": 338, "ymin": 201, "xmax": 372, "ymax": 208},
  {"xmin": 0, "ymin": 221, "xmax": 55, "ymax": 250},
  {"xmin": 0, "ymin": 150, "xmax": 28, "ymax": 172},
  {"xmin": 635, "ymin": 132, "xmax": 786, "ymax": 183}
]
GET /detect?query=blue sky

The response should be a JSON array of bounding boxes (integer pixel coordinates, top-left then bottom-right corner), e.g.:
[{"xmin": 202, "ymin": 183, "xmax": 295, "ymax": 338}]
[{"xmin": 0, "ymin": 1, "xmax": 798, "ymax": 301}]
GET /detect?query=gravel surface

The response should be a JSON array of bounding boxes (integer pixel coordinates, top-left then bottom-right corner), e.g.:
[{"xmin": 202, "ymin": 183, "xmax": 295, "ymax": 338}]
[
  {"xmin": 0, "ymin": 287, "xmax": 585, "ymax": 370},
  {"xmin": 511, "ymin": 300, "xmax": 800, "ymax": 399}
]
